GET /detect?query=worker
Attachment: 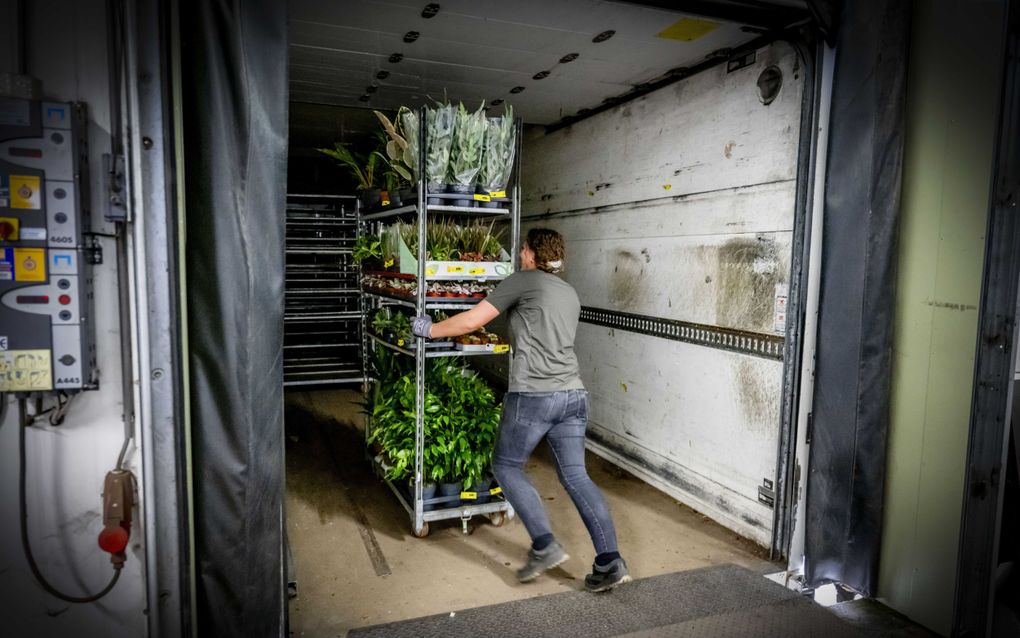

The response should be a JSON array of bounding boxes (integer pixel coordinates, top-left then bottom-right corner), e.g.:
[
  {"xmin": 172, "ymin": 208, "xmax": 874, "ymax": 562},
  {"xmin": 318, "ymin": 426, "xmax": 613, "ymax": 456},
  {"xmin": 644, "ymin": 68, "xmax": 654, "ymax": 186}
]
[{"xmin": 411, "ymin": 227, "xmax": 630, "ymax": 592}]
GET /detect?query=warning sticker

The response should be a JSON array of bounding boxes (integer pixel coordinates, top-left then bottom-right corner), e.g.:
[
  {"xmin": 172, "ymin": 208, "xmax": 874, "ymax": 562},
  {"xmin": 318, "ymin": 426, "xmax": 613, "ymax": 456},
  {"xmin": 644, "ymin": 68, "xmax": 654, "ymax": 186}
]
[
  {"xmin": 14, "ymin": 248, "xmax": 45, "ymax": 281},
  {"xmin": 10, "ymin": 175, "xmax": 41, "ymax": 209},
  {"xmin": 0, "ymin": 349, "xmax": 53, "ymax": 392}
]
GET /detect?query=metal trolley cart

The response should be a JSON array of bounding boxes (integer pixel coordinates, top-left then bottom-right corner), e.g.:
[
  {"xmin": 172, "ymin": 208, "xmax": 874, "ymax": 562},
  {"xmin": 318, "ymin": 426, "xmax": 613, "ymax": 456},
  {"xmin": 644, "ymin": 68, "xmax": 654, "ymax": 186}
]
[
  {"xmin": 283, "ymin": 194, "xmax": 364, "ymax": 387},
  {"xmin": 359, "ymin": 108, "xmax": 522, "ymax": 537}
]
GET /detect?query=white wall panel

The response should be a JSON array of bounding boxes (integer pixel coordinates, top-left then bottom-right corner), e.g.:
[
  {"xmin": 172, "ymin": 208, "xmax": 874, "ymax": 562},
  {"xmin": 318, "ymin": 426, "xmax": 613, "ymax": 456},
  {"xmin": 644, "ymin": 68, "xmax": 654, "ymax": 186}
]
[{"xmin": 519, "ymin": 40, "xmax": 803, "ymax": 545}]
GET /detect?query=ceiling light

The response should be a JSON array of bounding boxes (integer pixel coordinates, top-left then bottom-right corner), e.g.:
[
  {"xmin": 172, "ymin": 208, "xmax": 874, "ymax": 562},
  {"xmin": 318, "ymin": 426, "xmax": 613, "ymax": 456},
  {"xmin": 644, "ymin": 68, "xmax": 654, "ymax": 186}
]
[
  {"xmin": 422, "ymin": 3, "xmax": 440, "ymax": 19},
  {"xmin": 509, "ymin": 86, "xmax": 525, "ymax": 94},
  {"xmin": 366, "ymin": 85, "xmax": 378, "ymax": 94},
  {"xmin": 592, "ymin": 30, "xmax": 615, "ymax": 43},
  {"xmin": 389, "ymin": 53, "xmax": 404, "ymax": 63},
  {"xmin": 533, "ymin": 71, "xmax": 550, "ymax": 80},
  {"xmin": 376, "ymin": 70, "xmax": 390, "ymax": 80},
  {"xmin": 403, "ymin": 31, "xmax": 420, "ymax": 43},
  {"xmin": 491, "ymin": 99, "xmax": 504, "ymax": 106},
  {"xmin": 559, "ymin": 53, "xmax": 579, "ymax": 63}
]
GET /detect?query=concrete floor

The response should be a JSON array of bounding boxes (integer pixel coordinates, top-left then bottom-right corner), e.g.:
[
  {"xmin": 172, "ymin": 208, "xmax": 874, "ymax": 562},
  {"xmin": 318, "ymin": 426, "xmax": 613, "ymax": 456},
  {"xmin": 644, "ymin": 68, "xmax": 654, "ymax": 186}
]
[{"xmin": 284, "ymin": 389, "xmax": 778, "ymax": 637}]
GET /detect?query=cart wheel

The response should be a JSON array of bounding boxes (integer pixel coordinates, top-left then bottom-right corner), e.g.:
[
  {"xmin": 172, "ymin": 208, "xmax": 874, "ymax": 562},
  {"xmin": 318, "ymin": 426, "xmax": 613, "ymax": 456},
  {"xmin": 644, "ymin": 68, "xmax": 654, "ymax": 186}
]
[
  {"xmin": 412, "ymin": 523, "xmax": 430, "ymax": 538},
  {"xmin": 489, "ymin": 512, "xmax": 507, "ymax": 527}
]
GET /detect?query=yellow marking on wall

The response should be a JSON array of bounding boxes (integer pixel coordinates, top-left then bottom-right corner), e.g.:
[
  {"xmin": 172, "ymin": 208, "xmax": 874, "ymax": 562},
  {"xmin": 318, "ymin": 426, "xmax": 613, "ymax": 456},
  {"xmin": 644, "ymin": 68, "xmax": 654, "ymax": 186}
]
[{"xmin": 657, "ymin": 18, "xmax": 720, "ymax": 42}]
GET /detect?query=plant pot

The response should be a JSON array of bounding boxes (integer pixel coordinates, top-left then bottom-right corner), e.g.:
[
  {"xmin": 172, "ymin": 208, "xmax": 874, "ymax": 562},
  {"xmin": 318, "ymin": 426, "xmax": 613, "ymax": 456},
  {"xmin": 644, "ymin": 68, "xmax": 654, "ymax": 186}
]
[
  {"xmin": 427, "ymin": 184, "xmax": 446, "ymax": 205},
  {"xmin": 417, "ymin": 481, "xmax": 438, "ymax": 511},
  {"xmin": 399, "ymin": 188, "xmax": 417, "ymax": 206},
  {"xmin": 467, "ymin": 478, "xmax": 493, "ymax": 504},
  {"xmin": 360, "ymin": 188, "xmax": 382, "ymax": 211},
  {"xmin": 438, "ymin": 481, "xmax": 463, "ymax": 507},
  {"xmin": 446, "ymin": 183, "xmax": 475, "ymax": 207}
]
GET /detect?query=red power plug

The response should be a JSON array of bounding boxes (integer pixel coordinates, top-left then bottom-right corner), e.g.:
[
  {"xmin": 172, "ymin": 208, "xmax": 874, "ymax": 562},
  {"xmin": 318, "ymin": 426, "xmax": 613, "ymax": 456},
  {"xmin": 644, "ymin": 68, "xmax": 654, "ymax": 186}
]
[{"xmin": 97, "ymin": 470, "xmax": 134, "ymax": 566}]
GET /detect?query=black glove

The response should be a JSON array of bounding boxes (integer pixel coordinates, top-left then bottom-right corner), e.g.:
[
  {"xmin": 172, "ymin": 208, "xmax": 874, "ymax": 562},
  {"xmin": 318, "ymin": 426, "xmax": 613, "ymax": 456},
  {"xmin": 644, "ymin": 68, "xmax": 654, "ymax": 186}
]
[{"xmin": 411, "ymin": 315, "xmax": 433, "ymax": 339}]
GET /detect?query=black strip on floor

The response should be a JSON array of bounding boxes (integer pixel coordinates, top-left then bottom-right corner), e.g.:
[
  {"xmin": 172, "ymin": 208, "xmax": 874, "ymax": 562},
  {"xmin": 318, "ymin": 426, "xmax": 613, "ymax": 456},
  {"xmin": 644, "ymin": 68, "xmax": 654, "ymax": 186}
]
[{"xmin": 348, "ymin": 564, "xmax": 866, "ymax": 638}]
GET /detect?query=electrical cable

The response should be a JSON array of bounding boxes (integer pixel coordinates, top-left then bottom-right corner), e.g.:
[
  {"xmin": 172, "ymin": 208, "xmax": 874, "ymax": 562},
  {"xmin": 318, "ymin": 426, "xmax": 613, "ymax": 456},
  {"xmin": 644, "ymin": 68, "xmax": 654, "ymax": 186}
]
[{"xmin": 18, "ymin": 399, "xmax": 122, "ymax": 603}]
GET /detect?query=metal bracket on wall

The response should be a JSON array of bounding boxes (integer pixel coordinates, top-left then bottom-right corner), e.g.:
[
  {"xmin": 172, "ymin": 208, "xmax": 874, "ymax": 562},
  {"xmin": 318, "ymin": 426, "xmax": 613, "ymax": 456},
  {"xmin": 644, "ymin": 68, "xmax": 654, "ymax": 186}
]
[{"xmin": 580, "ymin": 306, "xmax": 785, "ymax": 360}]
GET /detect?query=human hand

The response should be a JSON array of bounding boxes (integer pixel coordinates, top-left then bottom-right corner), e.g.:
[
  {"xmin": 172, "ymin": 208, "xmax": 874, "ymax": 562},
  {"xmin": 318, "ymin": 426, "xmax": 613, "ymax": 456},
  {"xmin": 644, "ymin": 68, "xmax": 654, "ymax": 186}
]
[{"xmin": 411, "ymin": 315, "xmax": 433, "ymax": 339}]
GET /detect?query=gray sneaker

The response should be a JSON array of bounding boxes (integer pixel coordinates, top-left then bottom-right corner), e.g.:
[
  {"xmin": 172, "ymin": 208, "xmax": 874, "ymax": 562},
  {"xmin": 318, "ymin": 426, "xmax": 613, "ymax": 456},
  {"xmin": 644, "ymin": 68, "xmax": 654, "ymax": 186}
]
[
  {"xmin": 516, "ymin": 542, "xmax": 569, "ymax": 582},
  {"xmin": 584, "ymin": 557, "xmax": 632, "ymax": 592}
]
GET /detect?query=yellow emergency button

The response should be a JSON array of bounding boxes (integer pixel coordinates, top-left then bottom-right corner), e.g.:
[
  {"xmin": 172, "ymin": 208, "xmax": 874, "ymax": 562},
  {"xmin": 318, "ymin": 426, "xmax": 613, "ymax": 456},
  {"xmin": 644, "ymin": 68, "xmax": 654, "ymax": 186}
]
[{"xmin": 14, "ymin": 248, "xmax": 45, "ymax": 281}]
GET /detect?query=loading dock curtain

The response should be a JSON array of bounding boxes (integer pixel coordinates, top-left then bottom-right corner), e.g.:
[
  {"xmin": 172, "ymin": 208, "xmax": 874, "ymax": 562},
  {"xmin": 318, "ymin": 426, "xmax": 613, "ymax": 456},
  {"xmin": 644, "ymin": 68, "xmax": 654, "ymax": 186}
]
[
  {"xmin": 805, "ymin": 0, "xmax": 912, "ymax": 595},
  {"xmin": 180, "ymin": 0, "xmax": 289, "ymax": 635}
]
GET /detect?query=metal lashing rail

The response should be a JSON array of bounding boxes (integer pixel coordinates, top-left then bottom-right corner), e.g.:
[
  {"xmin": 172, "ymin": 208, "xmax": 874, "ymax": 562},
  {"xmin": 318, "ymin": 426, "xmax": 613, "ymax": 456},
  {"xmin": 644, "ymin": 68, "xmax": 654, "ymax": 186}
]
[{"xmin": 579, "ymin": 306, "xmax": 785, "ymax": 361}]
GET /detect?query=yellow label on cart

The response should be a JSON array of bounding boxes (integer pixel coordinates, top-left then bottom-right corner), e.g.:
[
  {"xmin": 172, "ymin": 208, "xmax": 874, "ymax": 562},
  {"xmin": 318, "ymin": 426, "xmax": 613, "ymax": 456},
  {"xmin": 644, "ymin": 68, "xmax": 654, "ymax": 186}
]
[
  {"xmin": 446, "ymin": 265, "xmax": 465, "ymax": 273},
  {"xmin": 0, "ymin": 349, "xmax": 52, "ymax": 391},
  {"xmin": 397, "ymin": 339, "xmax": 405, "ymax": 347},
  {"xmin": 472, "ymin": 193, "xmax": 491, "ymax": 202},
  {"xmin": 384, "ymin": 258, "xmax": 394, "ymax": 267},
  {"xmin": 460, "ymin": 491, "xmax": 477, "ymax": 500},
  {"xmin": 489, "ymin": 486, "xmax": 503, "ymax": 495},
  {"xmin": 489, "ymin": 191, "xmax": 506, "ymax": 198},
  {"xmin": 468, "ymin": 267, "xmax": 486, "ymax": 275},
  {"xmin": 425, "ymin": 266, "xmax": 437, "ymax": 276},
  {"xmin": 493, "ymin": 344, "xmax": 510, "ymax": 353}
]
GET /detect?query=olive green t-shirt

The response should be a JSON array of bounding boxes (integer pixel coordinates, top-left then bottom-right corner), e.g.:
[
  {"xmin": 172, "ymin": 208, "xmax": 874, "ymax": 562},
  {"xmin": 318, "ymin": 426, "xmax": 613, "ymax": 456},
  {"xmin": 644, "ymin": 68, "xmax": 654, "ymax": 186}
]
[{"xmin": 484, "ymin": 269, "xmax": 585, "ymax": 393}]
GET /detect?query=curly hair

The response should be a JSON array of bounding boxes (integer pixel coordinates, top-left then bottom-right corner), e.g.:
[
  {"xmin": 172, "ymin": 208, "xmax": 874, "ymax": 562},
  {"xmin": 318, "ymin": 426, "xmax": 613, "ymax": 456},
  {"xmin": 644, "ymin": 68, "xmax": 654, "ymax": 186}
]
[{"xmin": 525, "ymin": 228, "xmax": 566, "ymax": 273}]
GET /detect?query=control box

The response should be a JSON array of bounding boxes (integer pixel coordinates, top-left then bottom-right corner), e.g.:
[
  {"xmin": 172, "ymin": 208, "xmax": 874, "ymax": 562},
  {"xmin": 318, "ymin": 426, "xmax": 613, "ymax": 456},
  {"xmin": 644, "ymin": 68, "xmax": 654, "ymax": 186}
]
[{"xmin": 0, "ymin": 98, "xmax": 96, "ymax": 392}]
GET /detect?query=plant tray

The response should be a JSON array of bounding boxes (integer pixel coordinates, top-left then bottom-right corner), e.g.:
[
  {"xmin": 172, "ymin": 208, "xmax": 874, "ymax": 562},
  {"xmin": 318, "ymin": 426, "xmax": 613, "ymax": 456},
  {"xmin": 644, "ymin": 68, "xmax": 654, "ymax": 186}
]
[
  {"xmin": 397, "ymin": 236, "xmax": 512, "ymax": 280},
  {"xmin": 425, "ymin": 191, "xmax": 510, "ymax": 210},
  {"xmin": 455, "ymin": 343, "xmax": 510, "ymax": 353}
]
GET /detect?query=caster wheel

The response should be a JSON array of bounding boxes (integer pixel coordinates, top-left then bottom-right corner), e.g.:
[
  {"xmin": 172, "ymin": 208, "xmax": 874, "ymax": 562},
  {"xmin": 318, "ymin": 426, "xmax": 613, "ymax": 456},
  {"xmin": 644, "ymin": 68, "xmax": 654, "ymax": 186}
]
[
  {"xmin": 489, "ymin": 512, "xmax": 507, "ymax": 527},
  {"xmin": 412, "ymin": 523, "xmax": 430, "ymax": 538}
]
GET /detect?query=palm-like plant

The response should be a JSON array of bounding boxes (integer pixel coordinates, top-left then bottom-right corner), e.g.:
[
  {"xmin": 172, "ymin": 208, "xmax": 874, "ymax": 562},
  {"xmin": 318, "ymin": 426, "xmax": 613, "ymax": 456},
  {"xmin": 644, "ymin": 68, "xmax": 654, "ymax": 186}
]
[
  {"xmin": 478, "ymin": 105, "xmax": 516, "ymax": 193},
  {"xmin": 317, "ymin": 142, "xmax": 380, "ymax": 191}
]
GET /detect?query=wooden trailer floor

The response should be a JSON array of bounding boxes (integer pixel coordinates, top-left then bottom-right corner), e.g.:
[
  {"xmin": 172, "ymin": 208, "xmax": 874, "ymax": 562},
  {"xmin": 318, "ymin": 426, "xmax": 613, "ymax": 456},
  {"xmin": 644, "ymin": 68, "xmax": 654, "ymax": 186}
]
[
  {"xmin": 284, "ymin": 389, "xmax": 777, "ymax": 636},
  {"xmin": 283, "ymin": 387, "xmax": 934, "ymax": 636}
]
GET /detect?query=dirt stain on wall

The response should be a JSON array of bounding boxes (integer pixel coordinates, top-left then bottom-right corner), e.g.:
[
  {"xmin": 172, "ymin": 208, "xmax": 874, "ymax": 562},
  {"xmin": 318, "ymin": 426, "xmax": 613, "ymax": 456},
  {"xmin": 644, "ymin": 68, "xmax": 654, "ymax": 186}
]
[
  {"xmin": 735, "ymin": 359, "xmax": 780, "ymax": 437},
  {"xmin": 716, "ymin": 235, "xmax": 785, "ymax": 332},
  {"xmin": 609, "ymin": 249, "xmax": 645, "ymax": 310}
]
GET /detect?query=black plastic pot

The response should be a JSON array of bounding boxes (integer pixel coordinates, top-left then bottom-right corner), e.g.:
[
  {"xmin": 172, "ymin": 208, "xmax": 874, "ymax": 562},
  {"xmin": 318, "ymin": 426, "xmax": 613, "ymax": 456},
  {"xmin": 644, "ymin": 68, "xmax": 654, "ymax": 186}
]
[
  {"xmin": 420, "ymin": 482, "xmax": 438, "ymax": 511},
  {"xmin": 467, "ymin": 477, "xmax": 493, "ymax": 504},
  {"xmin": 360, "ymin": 188, "xmax": 382, "ymax": 211},
  {"xmin": 438, "ymin": 481, "xmax": 463, "ymax": 507},
  {"xmin": 427, "ymin": 183, "xmax": 446, "ymax": 205},
  {"xmin": 446, "ymin": 183, "xmax": 475, "ymax": 207}
]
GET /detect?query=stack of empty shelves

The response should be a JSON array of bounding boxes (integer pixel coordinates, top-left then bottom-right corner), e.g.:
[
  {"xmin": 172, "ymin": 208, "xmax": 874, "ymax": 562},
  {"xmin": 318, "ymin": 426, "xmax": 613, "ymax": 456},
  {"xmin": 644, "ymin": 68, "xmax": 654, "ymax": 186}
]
[{"xmin": 284, "ymin": 194, "xmax": 364, "ymax": 387}]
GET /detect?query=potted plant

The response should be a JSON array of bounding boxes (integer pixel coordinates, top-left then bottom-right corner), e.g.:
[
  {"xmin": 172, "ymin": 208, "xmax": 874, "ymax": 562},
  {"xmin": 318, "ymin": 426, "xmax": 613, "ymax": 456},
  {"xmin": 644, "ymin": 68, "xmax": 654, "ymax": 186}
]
[
  {"xmin": 477, "ymin": 105, "xmax": 516, "ymax": 208},
  {"xmin": 374, "ymin": 108, "xmax": 416, "ymax": 204},
  {"xmin": 425, "ymin": 103, "xmax": 455, "ymax": 202},
  {"xmin": 352, "ymin": 234, "xmax": 383, "ymax": 268},
  {"xmin": 446, "ymin": 102, "xmax": 487, "ymax": 205},
  {"xmin": 317, "ymin": 142, "xmax": 382, "ymax": 209}
]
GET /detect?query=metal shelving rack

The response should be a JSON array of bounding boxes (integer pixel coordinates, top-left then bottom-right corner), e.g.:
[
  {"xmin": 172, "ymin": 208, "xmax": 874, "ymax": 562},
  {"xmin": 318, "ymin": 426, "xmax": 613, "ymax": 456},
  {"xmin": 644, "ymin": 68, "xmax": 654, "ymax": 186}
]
[
  {"xmin": 360, "ymin": 108, "xmax": 523, "ymax": 537},
  {"xmin": 284, "ymin": 194, "xmax": 365, "ymax": 387}
]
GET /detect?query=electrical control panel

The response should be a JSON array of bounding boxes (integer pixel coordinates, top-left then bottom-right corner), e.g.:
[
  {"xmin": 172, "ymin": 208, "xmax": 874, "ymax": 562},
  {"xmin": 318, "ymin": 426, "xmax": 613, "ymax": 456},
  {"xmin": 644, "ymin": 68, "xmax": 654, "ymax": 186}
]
[{"xmin": 0, "ymin": 98, "xmax": 96, "ymax": 393}]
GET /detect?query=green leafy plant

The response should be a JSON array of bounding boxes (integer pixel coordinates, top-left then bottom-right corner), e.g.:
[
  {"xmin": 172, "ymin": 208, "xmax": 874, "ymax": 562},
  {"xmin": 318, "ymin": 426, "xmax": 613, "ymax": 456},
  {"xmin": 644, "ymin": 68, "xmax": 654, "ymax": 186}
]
[
  {"xmin": 425, "ymin": 104, "xmax": 455, "ymax": 190},
  {"xmin": 353, "ymin": 235, "xmax": 383, "ymax": 264},
  {"xmin": 317, "ymin": 142, "xmax": 380, "ymax": 191},
  {"xmin": 373, "ymin": 108, "xmax": 415, "ymax": 186},
  {"xmin": 478, "ymin": 105, "xmax": 516, "ymax": 193},
  {"xmin": 447, "ymin": 102, "xmax": 487, "ymax": 187}
]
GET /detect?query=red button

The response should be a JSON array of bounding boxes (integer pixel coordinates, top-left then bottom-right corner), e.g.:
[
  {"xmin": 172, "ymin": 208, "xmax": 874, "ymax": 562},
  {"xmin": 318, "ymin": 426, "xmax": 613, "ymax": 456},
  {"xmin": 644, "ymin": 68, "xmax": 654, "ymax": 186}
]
[{"xmin": 58, "ymin": 295, "xmax": 71, "ymax": 305}]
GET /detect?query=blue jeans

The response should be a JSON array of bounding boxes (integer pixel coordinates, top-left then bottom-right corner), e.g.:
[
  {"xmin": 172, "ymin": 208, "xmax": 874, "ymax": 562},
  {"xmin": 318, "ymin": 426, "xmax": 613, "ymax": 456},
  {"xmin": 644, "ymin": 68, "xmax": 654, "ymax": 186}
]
[{"xmin": 492, "ymin": 390, "xmax": 619, "ymax": 555}]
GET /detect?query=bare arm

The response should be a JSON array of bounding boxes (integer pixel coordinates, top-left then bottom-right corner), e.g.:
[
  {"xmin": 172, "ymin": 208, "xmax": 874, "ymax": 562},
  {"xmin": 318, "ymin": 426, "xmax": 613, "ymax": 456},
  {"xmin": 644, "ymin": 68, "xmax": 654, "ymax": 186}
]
[{"xmin": 429, "ymin": 301, "xmax": 500, "ymax": 338}]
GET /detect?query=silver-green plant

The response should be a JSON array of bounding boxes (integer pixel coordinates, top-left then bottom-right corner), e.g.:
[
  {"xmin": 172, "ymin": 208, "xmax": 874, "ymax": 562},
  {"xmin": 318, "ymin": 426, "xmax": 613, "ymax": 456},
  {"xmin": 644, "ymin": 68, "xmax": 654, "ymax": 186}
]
[
  {"xmin": 447, "ymin": 102, "xmax": 487, "ymax": 188},
  {"xmin": 400, "ymin": 109, "xmax": 420, "ymax": 183},
  {"xmin": 478, "ymin": 105, "xmax": 516, "ymax": 194},
  {"xmin": 425, "ymin": 104, "xmax": 455, "ymax": 191},
  {"xmin": 373, "ymin": 108, "xmax": 414, "ymax": 186}
]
